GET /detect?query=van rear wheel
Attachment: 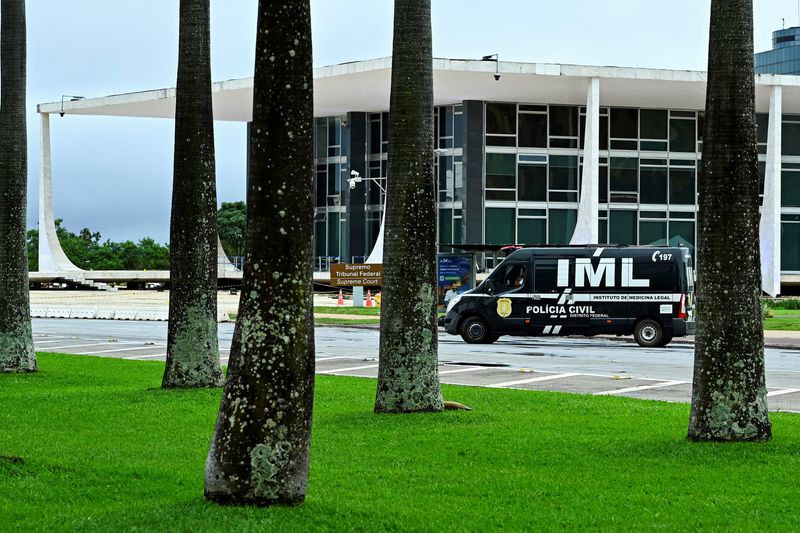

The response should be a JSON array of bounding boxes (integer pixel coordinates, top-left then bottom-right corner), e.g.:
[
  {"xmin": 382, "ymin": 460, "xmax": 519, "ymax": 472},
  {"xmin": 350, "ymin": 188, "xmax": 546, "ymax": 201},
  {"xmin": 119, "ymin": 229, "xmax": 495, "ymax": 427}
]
[
  {"xmin": 634, "ymin": 319, "xmax": 663, "ymax": 348},
  {"xmin": 460, "ymin": 317, "xmax": 496, "ymax": 344}
]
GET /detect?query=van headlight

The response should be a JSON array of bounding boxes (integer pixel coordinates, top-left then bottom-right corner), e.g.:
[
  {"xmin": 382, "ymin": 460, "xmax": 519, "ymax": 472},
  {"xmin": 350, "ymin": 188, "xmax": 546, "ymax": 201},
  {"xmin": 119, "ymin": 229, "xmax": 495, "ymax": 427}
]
[{"xmin": 446, "ymin": 295, "xmax": 461, "ymax": 313}]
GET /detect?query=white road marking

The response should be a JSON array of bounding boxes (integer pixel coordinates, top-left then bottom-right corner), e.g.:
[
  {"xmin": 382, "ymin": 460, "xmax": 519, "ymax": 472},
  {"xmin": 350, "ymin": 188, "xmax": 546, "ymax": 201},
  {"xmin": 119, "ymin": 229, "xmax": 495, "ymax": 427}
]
[
  {"xmin": 594, "ymin": 380, "xmax": 688, "ymax": 396},
  {"xmin": 126, "ymin": 354, "xmax": 166, "ymax": 360},
  {"xmin": 80, "ymin": 345, "xmax": 166, "ymax": 355},
  {"xmin": 34, "ymin": 338, "xmax": 81, "ymax": 345},
  {"xmin": 322, "ymin": 364, "xmax": 379, "ymax": 374},
  {"xmin": 438, "ymin": 366, "xmax": 486, "ymax": 375},
  {"xmin": 316, "ymin": 356, "xmax": 363, "ymax": 361},
  {"xmin": 37, "ymin": 342, "xmax": 113, "ymax": 351},
  {"xmin": 489, "ymin": 372, "xmax": 581, "ymax": 388},
  {"xmin": 767, "ymin": 388, "xmax": 800, "ymax": 398}
]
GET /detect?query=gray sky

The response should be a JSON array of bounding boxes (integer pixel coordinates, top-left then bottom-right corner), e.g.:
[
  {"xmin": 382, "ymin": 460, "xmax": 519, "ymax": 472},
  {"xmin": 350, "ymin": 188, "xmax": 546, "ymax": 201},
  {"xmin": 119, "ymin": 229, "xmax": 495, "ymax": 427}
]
[{"xmin": 23, "ymin": 0, "xmax": 798, "ymax": 243}]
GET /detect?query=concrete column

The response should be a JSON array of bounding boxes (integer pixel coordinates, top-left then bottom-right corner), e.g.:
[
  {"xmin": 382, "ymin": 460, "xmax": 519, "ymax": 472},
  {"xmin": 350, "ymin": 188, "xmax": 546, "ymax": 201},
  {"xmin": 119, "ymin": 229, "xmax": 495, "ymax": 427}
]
[
  {"xmin": 571, "ymin": 78, "xmax": 600, "ymax": 244},
  {"xmin": 760, "ymin": 85, "xmax": 782, "ymax": 296},
  {"xmin": 38, "ymin": 113, "xmax": 81, "ymax": 273},
  {"xmin": 462, "ymin": 100, "xmax": 484, "ymax": 244},
  {"xmin": 346, "ymin": 112, "xmax": 368, "ymax": 260}
]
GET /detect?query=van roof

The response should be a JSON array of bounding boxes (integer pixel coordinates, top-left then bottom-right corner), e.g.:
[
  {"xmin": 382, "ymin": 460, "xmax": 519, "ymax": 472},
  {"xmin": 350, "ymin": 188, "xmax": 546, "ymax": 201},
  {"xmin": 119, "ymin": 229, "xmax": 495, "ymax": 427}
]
[{"xmin": 505, "ymin": 245, "xmax": 690, "ymax": 260}]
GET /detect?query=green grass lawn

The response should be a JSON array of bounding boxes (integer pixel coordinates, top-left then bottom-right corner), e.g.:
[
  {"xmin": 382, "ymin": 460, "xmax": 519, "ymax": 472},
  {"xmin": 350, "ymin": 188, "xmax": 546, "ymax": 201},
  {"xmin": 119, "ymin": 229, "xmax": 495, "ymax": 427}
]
[
  {"xmin": 4, "ymin": 354, "xmax": 798, "ymax": 531},
  {"xmin": 314, "ymin": 306, "xmax": 380, "ymax": 316},
  {"xmin": 764, "ymin": 318, "xmax": 800, "ymax": 331}
]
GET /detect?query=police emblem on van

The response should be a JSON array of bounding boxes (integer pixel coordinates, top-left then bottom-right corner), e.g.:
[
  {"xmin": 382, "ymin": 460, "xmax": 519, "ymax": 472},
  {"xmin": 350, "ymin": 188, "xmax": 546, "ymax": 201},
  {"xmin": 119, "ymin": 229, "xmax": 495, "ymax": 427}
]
[{"xmin": 497, "ymin": 298, "xmax": 512, "ymax": 318}]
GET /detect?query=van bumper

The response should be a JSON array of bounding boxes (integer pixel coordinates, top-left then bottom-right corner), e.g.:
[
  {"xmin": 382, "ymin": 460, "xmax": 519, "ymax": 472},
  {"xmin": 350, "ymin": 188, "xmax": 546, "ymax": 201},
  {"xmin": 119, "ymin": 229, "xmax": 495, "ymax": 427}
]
[
  {"xmin": 443, "ymin": 311, "xmax": 461, "ymax": 335},
  {"xmin": 673, "ymin": 319, "xmax": 696, "ymax": 337}
]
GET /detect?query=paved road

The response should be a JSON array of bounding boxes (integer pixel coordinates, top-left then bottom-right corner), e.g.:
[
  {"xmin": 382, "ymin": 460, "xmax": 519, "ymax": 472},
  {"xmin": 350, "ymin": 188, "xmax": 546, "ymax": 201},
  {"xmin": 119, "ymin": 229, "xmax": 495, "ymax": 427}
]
[{"xmin": 31, "ymin": 318, "xmax": 800, "ymax": 412}]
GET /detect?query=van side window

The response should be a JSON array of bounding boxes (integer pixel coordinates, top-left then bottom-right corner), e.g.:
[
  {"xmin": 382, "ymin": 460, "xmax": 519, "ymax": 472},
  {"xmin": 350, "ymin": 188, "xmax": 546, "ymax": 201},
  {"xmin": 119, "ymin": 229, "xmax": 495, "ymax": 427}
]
[
  {"xmin": 534, "ymin": 259, "xmax": 559, "ymax": 293},
  {"xmin": 490, "ymin": 262, "xmax": 527, "ymax": 294}
]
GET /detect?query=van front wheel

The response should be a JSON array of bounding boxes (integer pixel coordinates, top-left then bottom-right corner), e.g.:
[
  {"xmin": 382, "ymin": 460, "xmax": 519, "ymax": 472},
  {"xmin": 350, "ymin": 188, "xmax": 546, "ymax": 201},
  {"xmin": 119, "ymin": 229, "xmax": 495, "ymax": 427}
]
[
  {"xmin": 460, "ymin": 317, "xmax": 496, "ymax": 344},
  {"xmin": 634, "ymin": 319, "xmax": 663, "ymax": 347}
]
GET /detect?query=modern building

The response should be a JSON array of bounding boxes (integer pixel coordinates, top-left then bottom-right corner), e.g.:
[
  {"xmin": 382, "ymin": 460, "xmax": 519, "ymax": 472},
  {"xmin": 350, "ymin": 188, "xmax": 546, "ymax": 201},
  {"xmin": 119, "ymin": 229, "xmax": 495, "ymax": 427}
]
[
  {"xmin": 40, "ymin": 57, "xmax": 800, "ymax": 294},
  {"xmin": 756, "ymin": 26, "xmax": 800, "ymax": 75}
]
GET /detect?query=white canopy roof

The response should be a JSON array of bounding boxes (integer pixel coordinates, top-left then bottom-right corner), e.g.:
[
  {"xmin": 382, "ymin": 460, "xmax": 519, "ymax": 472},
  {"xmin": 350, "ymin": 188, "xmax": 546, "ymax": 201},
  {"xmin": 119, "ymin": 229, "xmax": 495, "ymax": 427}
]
[{"xmin": 37, "ymin": 57, "xmax": 800, "ymax": 120}]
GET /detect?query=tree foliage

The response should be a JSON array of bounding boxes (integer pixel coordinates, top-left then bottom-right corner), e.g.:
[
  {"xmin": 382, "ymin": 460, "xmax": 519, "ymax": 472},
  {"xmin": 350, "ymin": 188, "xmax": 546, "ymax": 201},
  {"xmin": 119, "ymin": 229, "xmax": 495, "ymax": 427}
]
[
  {"xmin": 218, "ymin": 201, "xmax": 246, "ymax": 259},
  {"xmin": 27, "ymin": 220, "xmax": 170, "ymax": 272}
]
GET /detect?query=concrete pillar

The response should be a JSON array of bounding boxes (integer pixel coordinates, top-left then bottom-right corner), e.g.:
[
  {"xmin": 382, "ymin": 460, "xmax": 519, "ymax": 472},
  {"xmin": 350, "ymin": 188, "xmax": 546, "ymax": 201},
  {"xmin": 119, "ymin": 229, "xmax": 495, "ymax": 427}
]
[
  {"xmin": 571, "ymin": 78, "xmax": 600, "ymax": 244},
  {"xmin": 760, "ymin": 85, "xmax": 782, "ymax": 296},
  {"xmin": 38, "ymin": 113, "xmax": 81, "ymax": 273},
  {"xmin": 462, "ymin": 100, "xmax": 484, "ymax": 245}
]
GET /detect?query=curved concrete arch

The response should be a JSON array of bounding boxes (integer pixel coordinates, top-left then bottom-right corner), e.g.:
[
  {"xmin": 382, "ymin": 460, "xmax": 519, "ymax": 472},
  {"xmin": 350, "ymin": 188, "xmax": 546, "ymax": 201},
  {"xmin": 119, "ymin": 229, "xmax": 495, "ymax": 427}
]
[{"xmin": 38, "ymin": 113, "xmax": 82, "ymax": 273}]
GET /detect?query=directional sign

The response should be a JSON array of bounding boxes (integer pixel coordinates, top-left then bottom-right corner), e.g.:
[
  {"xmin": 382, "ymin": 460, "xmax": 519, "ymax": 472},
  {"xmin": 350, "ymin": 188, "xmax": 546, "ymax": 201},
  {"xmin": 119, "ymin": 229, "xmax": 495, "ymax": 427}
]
[{"xmin": 330, "ymin": 263, "xmax": 383, "ymax": 287}]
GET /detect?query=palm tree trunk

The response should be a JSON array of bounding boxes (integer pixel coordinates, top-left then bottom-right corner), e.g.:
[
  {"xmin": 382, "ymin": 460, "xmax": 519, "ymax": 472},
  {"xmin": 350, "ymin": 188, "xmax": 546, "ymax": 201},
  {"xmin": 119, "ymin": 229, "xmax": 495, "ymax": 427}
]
[
  {"xmin": 689, "ymin": 0, "xmax": 771, "ymax": 441},
  {"xmin": 162, "ymin": 0, "xmax": 223, "ymax": 388},
  {"xmin": 374, "ymin": 0, "xmax": 443, "ymax": 413},
  {"xmin": 0, "ymin": 0, "xmax": 35, "ymax": 373},
  {"xmin": 204, "ymin": 0, "xmax": 315, "ymax": 505}
]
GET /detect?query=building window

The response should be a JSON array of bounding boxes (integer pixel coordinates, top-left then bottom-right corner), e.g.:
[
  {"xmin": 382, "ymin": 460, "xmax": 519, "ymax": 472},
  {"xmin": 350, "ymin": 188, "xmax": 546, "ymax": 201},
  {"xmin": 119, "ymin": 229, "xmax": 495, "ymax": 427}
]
[
  {"xmin": 548, "ymin": 155, "xmax": 578, "ymax": 202},
  {"xmin": 548, "ymin": 209, "xmax": 576, "ymax": 245},
  {"xmin": 782, "ymin": 215, "xmax": 800, "ymax": 271},
  {"xmin": 485, "ymin": 207, "xmax": 515, "ymax": 244},
  {"xmin": 486, "ymin": 102, "xmax": 516, "ymax": 146},
  {"xmin": 518, "ymin": 208, "xmax": 546, "ymax": 245},
  {"xmin": 669, "ymin": 113, "xmax": 696, "ymax": 153},
  {"xmin": 609, "ymin": 209, "xmax": 637, "ymax": 245},
  {"xmin": 783, "ymin": 169, "xmax": 800, "ymax": 207},
  {"xmin": 609, "ymin": 157, "xmax": 638, "ymax": 203},
  {"xmin": 783, "ymin": 116, "xmax": 800, "ymax": 156},
  {"xmin": 669, "ymin": 168, "xmax": 696, "ymax": 205}
]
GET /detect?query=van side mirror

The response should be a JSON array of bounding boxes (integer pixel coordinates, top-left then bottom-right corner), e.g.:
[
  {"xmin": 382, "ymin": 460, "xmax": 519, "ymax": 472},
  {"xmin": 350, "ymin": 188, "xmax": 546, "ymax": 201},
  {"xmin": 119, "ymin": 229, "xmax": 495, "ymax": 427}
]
[{"xmin": 484, "ymin": 279, "xmax": 494, "ymax": 295}]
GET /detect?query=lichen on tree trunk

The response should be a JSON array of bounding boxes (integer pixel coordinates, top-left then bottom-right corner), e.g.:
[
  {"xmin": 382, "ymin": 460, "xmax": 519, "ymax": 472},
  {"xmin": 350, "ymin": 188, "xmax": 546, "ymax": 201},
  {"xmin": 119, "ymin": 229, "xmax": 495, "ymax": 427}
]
[
  {"xmin": 688, "ymin": 0, "xmax": 771, "ymax": 441},
  {"xmin": 162, "ymin": 0, "xmax": 222, "ymax": 389},
  {"xmin": 374, "ymin": 0, "xmax": 443, "ymax": 414},
  {"xmin": 0, "ymin": 0, "xmax": 36, "ymax": 374},
  {"xmin": 204, "ymin": 0, "xmax": 315, "ymax": 505}
]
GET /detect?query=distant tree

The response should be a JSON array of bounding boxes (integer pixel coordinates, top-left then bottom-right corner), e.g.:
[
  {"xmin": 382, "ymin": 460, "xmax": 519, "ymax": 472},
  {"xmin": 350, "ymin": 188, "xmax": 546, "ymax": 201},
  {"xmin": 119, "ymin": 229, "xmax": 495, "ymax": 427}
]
[
  {"xmin": 26, "ymin": 228, "xmax": 38, "ymax": 272},
  {"xmin": 218, "ymin": 201, "xmax": 246, "ymax": 259},
  {"xmin": 162, "ymin": 0, "xmax": 222, "ymax": 389},
  {"xmin": 32, "ymin": 220, "xmax": 170, "ymax": 272},
  {"xmin": 688, "ymin": 0, "xmax": 771, "ymax": 441},
  {"xmin": 0, "ymin": 0, "xmax": 35, "ymax": 373},
  {"xmin": 205, "ymin": 1, "xmax": 315, "ymax": 505},
  {"xmin": 374, "ymin": 0, "xmax": 443, "ymax": 413}
]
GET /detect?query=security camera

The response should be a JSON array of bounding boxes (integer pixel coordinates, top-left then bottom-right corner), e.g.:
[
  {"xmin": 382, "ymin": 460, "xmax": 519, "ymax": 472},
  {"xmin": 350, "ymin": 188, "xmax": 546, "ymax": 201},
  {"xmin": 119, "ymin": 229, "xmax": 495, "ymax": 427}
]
[
  {"xmin": 494, "ymin": 74, "xmax": 501, "ymax": 81},
  {"xmin": 59, "ymin": 112, "xmax": 65, "ymax": 117}
]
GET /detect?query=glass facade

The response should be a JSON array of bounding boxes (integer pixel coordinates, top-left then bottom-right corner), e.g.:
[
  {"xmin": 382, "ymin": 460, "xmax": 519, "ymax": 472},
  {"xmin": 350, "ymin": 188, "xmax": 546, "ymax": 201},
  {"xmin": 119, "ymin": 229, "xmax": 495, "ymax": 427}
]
[
  {"xmin": 482, "ymin": 102, "xmax": 699, "ymax": 257},
  {"xmin": 313, "ymin": 116, "xmax": 348, "ymax": 269},
  {"xmin": 309, "ymin": 96, "xmax": 800, "ymax": 281},
  {"xmin": 755, "ymin": 27, "xmax": 800, "ymax": 75}
]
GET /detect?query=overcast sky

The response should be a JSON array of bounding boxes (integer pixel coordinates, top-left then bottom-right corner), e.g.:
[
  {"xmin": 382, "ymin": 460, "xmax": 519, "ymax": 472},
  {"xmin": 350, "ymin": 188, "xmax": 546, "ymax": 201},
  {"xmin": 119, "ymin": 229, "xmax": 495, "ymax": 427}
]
[{"xmin": 22, "ymin": 0, "xmax": 800, "ymax": 243}]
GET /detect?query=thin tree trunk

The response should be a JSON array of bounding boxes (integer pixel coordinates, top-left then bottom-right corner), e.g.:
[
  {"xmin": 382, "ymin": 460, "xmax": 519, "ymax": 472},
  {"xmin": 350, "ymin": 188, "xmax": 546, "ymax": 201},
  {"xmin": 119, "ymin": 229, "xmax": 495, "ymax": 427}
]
[
  {"xmin": 689, "ymin": 0, "xmax": 771, "ymax": 441},
  {"xmin": 0, "ymin": 0, "xmax": 36, "ymax": 373},
  {"xmin": 374, "ymin": 0, "xmax": 443, "ymax": 413},
  {"xmin": 204, "ymin": 1, "xmax": 315, "ymax": 505},
  {"xmin": 162, "ymin": 0, "xmax": 223, "ymax": 388}
]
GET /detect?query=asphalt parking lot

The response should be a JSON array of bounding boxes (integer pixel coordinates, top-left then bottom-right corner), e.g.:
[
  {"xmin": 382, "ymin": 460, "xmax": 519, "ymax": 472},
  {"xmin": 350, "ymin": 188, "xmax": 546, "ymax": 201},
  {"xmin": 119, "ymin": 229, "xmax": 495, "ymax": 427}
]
[{"xmin": 32, "ymin": 319, "xmax": 800, "ymax": 413}]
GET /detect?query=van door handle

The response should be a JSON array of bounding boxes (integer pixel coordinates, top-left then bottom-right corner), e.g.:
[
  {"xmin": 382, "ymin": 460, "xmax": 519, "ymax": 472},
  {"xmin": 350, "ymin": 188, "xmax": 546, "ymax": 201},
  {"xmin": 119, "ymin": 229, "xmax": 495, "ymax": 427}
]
[{"xmin": 532, "ymin": 295, "xmax": 541, "ymax": 300}]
